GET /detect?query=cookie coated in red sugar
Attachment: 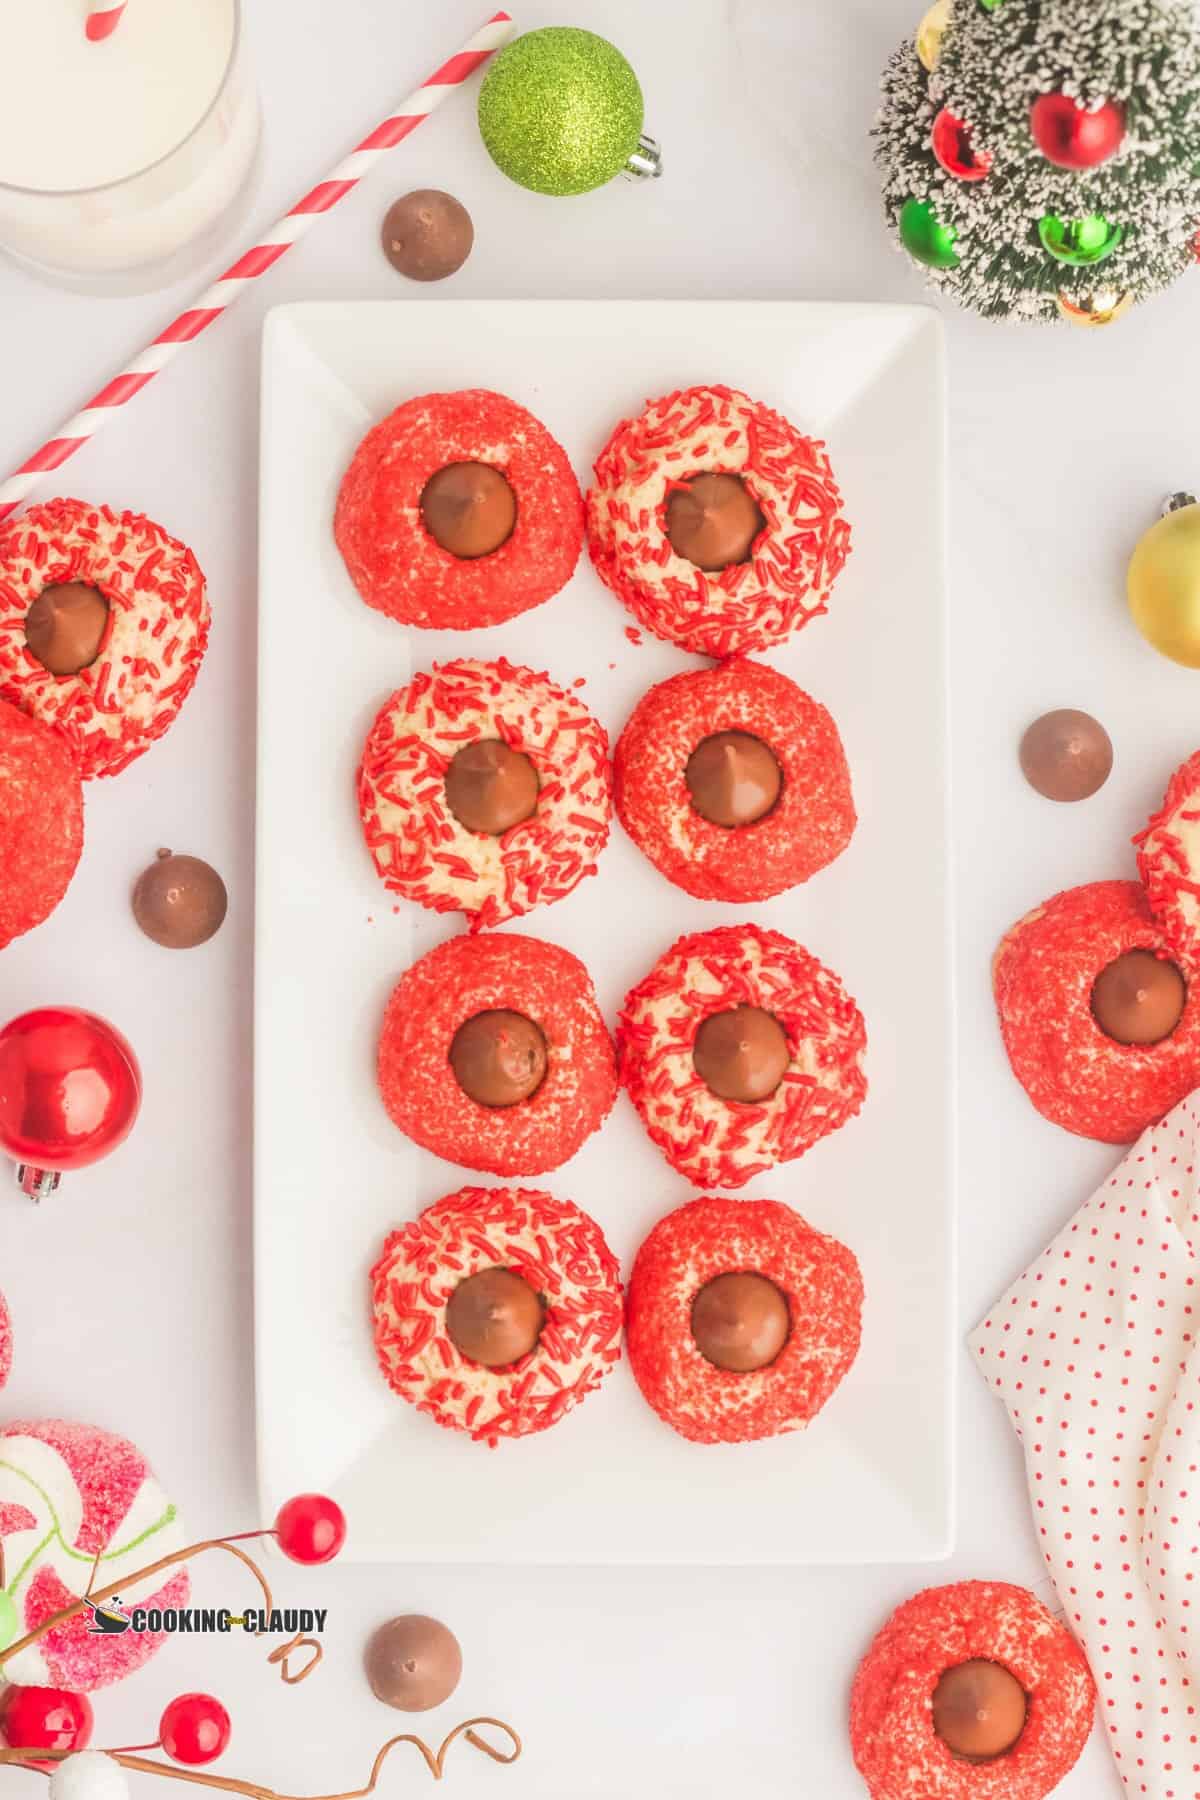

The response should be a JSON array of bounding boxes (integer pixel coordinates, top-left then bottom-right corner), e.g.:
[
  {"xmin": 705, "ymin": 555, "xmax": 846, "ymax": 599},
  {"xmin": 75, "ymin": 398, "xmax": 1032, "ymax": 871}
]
[
  {"xmin": 377, "ymin": 932, "xmax": 617, "ymax": 1176},
  {"xmin": 586, "ymin": 384, "xmax": 851, "ymax": 659},
  {"xmin": 335, "ymin": 389, "xmax": 583, "ymax": 629},
  {"xmin": 358, "ymin": 657, "xmax": 611, "ymax": 930},
  {"xmin": 1135, "ymin": 749, "xmax": 1200, "ymax": 971},
  {"xmin": 850, "ymin": 1580, "xmax": 1094, "ymax": 1800},
  {"xmin": 0, "ymin": 1288, "xmax": 11, "ymax": 1387},
  {"xmin": 618, "ymin": 923, "xmax": 867, "ymax": 1189},
  {"xmin": 993, "ymin": 879, "xmax": 1200, "ymax": 1143},
  {"xmin": 371, "ymin": 1185, "xmax": 623, "ymax": 1447},
  {"xmin": 0, "ymin": 498, "xmax": 210, "ymax": 779},
  {"xmin": 614, "ymin": 657, "xmax": 855, "ymax": 902},
  {"xmin": 625, "ymin": 1197, "xmax": 862, "ymax": 1445},
  {"xmin": 0, "ymin": 697, "xmax": 83, "ymax": 951}
]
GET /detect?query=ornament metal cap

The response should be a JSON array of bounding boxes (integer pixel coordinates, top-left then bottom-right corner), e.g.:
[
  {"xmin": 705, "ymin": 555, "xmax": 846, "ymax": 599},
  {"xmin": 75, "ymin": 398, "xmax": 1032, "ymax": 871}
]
[
  {"xmin": 623, "ymin": 133, "xmax": 662, "ymax": 180},
  {"xmin": 1163, "ymin": 492, "xmax": 1198, "ymax": 517},
  {"xmin": 16, "ymin": 1163, "xmax": 62, "ymax": 1202}
]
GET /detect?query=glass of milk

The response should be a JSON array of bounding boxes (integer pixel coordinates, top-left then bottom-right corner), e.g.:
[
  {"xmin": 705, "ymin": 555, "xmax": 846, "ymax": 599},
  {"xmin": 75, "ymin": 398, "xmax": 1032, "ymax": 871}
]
[{"xmin": 0, "ymin": 0, "xmax": 261, "ymax": 292}]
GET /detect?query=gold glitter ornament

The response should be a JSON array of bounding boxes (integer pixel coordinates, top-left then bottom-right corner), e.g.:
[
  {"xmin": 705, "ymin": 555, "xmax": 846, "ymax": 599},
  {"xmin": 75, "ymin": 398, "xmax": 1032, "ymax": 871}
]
[
  {"xmin": 477, "ymin": 26, "xmax": 661, "ymax": 196},
  {"xmin": 1127, "ymin": 495, "xmax": 1200, "ymax": 668},
  {"xmin": 916, "ymin": 0, "xmax": 952, "ymax": 72}
]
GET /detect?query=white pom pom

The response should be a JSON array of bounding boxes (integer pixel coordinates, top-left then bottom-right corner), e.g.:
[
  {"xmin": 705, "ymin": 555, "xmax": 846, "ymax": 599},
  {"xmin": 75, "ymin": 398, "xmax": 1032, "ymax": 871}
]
[{"xmin": 48, "ymin": 1752, "xmax": 131, "ymax": 1800}]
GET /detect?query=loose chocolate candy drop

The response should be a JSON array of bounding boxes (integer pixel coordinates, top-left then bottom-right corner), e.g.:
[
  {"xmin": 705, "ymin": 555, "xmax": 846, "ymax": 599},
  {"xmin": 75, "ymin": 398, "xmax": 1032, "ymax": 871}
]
[
  {"xmin": 420, "ymin": 462, "xmax": 516, "ymax": 559},
  {"xmin": 1091, "ymin": 949, "xmax": 1186, "ymax": 1046},
  {"xmin": 932, "ymin": 1659, "xmax": 1027, "ymax": 1762},
  {"xmin": 445, "ymin": 1267, "xmax": 545, "ymax": 1367},
  {"xmin": 693, "ymin": 1006, "xmax": 790, "ymax": 1103},
  {"xmin": 665, "ymin": 472, "xmax": 764, "ymax": 572},
  {"xmin": 25, "ymin": 582, "xmax": 109, "ymax": 677},
  {"xmin": 381, "ymin": 189, "xmax": 474, "ymax": 282},
  {"xmin": 364, "ymin": 1615, "xmax": 463, "ymax": 1713},
  {"xmin": 691, "ymin": 1272, "xmax": 790, "ymax": 1373},
  {"xmin": 685, "ymin": 730, "xmax": 782, "ymax": 827},
  {"xmin": 444, "ymin": 738, "xmax": 539, "ymax": 836},
  {"xmin": 1019, "ymin": 709, "xmax": 1112, "ymax": 802},
  {"xmin": 450, "ymin": 1009, "xmax": 548, "ymax": 1107},
  {"xmin": 132, "ymin": 850, "xmax": 228, "ymax": 950}
]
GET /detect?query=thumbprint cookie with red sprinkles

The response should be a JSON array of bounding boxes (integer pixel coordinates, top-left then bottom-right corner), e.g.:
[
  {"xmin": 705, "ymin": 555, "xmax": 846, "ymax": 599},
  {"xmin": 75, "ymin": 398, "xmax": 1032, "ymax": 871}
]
[
  {"xmin": 0, "ymin": 696, "xmax": 84, "ymax": 951},
  {"xmin": 377, "ymin": 932, "xmax": 617, "ymax": 1176},
  {"xmin": 850, "ymin": 1580, "xmax": 1095, "ymax": 1800},
  {"xmin": 1135, "ymin": 748, "xmax": 1200, "ymax": 971},
  {"xmin": 335, "ymin": 389, "xmax": 584, "ymax": 629},
  {"xmin": 994, "ymin": 879, "xmax": 1200, "ymax": 1144},
  {"xmin": 618, "ymin": 923, "xmax": 867, "ymax": 1190},
  {"xmin": 0, "ymin": 1286, "xmax": 11, "ymax": 1387},
  {"xmin": 0, "ymin": 497, "xmax": 210, "ymax": 779},
  {"xmin": 626, "ymin": 1196, "xmax": 863, "ymax": 1445},
  {"xmin": 370, "ymin": 1184, "xmax": 623, "ymax": 1446},
  {"xmin": 586, "ymin": 384, "xmax": 851, "ymax": 659},
  {"xmin": 614, "ymin": 657, "xmax": 855, "ymax": 902},
  {"xmin": 358, "ymin": 657, "xmax": 612, "ymax": 930}
]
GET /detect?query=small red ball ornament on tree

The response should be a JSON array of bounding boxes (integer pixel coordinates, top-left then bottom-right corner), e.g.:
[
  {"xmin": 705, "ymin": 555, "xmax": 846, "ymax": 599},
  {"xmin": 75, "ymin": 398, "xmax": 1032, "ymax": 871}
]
[{"xmin": 1030, "ymin": 91, "xmax": 1125, "ymax": 168}]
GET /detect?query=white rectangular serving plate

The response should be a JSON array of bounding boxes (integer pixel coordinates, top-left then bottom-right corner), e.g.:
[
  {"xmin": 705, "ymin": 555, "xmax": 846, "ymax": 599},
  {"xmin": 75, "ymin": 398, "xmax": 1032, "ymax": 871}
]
[{"xmin": 255, "ymin": 299, "xmax": 952, "ymax": 1565}]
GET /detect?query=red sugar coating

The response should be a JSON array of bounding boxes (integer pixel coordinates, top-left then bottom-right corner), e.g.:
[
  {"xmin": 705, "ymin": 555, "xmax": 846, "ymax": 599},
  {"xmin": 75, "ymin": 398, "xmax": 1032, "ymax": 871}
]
[
  {"xmin": 993, "ymin": 878, "xmax": 1200, "ymax": 1144},
  {"xmin": 377, "ymin": 932, "xmax": 617, "ymax": 1176},
  {"xmin": 0, "ymin": 697, "xmax": 83, "ymax": 951},
  {"xmin": 1135, "ymin": 748, "xmax": 1200, "ymax": 971},
  {"xmin": 618, "ymin": 923, "xmax": 867, "ymax": 1189},
  {"xmin": 614, "ymin": 657, "xmax": 855, "ymax": 902},
  {"xmin": 0, "ymin": 498, "xmax": 210, "ymax": 779},
  {"xmin": 370, "ymin": 1185, "xmax": 623, "ymax": 1447},
  {"xmin": 0, "ymin": 1418, "xmax": 189, "ymax": 1691},
  {"xmin": 625, "ymin": 1196, "xmax": 862, "ymax": 1444},
  {"xmin": 335, "ymin": 389, "xmax": 584, "ymax": 629},
  {"xmin": 586, "ymin": 384, "xmax": 851, "ymax": 659},
  {"xmin": 0, "ymin": 1288, "xmax": 10, "ymax": 1388},
  {"xmin": 357, "ymin": 656, "xmax": 612, "ymax": 930},
  {"xmin": 850, "ymin": 1580, "xmax": 1095, "ymax": 1800}
]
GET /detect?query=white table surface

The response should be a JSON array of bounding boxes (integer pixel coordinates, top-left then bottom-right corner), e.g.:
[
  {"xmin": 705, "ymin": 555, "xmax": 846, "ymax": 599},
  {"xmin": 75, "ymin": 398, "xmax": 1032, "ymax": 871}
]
[{"xmin": 5, "ymin": 0, "xmax": 1196, "ymax": 1792}]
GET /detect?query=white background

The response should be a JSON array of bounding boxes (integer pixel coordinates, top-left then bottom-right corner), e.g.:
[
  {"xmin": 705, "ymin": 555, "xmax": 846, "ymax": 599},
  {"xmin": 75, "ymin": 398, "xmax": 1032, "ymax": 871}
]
[{"xmin": 5, "ymin": 0, "xmax": 1198, "ymax": 1792}]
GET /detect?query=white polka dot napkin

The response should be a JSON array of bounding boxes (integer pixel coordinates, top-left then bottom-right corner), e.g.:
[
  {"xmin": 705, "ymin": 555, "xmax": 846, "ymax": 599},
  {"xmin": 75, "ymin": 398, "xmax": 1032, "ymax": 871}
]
[{"xmin": 970, "ymin": 1093, "xmax": 1200, "ymax": 1800}]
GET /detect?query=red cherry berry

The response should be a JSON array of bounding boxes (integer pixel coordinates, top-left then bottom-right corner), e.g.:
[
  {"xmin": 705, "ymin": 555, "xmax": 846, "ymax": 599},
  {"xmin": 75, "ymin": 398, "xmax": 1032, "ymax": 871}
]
[
  {"xmin": 274, "ymin": 1492, "xmax": 346, "ymax": 1564},
  {"xmin": 160, "ymin": 1692, "xmax": 231, "ymax": 1765},
  {"xmin": 931, "ymin": 108, "xmax": 992, "ymax": 181},
  {"xmin": 1030, "ymin": 92, "xmax": 1124, "ymax": 169},
  {"xmin": 0, "ymin": 1685, "xmax": 93, "ymax": 1771}
]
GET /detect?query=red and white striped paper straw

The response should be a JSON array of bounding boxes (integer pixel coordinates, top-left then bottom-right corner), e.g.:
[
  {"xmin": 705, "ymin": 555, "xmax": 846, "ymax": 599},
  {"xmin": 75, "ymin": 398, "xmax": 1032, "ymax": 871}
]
[
  {"xmin": 0, "ymin": 10, "xmax": 513, "ymax": 524},
  {"xmin": 86, "ymin": 5, "xmax": 127, "ymax": 41}
]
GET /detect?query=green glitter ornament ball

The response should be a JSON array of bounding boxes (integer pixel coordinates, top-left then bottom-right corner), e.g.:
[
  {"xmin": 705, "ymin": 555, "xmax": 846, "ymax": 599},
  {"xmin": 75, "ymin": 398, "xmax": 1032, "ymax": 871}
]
[
  {"xmin": 477, "ymin": 26, "xmax": 645, "ymax": 196},
  {"xmin": 0, "ymin": 1588, "xmax": 17, "ymax": 1652}
]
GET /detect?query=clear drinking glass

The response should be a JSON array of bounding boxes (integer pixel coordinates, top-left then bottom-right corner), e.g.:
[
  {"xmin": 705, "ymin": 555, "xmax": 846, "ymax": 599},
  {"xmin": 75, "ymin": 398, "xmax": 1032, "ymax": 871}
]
[{"xmin": 0, "ymin": 0, "xmax": 261, "ymax": 295}]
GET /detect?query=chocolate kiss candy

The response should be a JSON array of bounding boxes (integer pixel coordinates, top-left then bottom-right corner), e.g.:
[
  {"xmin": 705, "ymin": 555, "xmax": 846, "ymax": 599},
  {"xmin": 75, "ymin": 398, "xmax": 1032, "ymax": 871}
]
[
  {"xmin": 364, "ymin": 1614, "xmax": 463, "ymax": 1713},
  {"xmin": 1019, "ymin": 709, "xmax": 1112, "ymax": 802},
  {"xmin": 665, "ymin": 472, "xmax": 764, "ymax": 571},
  {"xmin": 25, "ymin": 581, "xmax": 109, "ymax": 676},
  {"xmin": 420, "ymin": 462, "xmax": 516, "ymax": 559},
  {"xmin": 932, "ymin": 1659, "xmax": 1027, "ymax": 1762},
  {"xmin": 445, "ymin": 1267, "xmax": 545, "ymax": 1367},
  {"xmin": 691, "ymin": 1272, "xmax": 790, "ymax": 1372},
  {"xmin": 132, "ymin": 851, "xmax": 228, "ymax": 950},
  {"xmin": 450, "ymin": 1010, "xmax": 548, "ymax": 1107},
  {"xmin": 381, "ymin": 189, "xmax": 474, "ymax": 282},
  {"xmin": 444, "ymin": 738, "xmax": 540, "ymax": 836},
  {"xmin": 693, "ymin": 1006, "xmax": 790, "ymax": 1102},
  {"xmin": 686, "ymin": 730, "xmax": 782, "ymax": 827},
  {"xmin": 1091, "ymin": 949, "xmax": 1186, "ymax": 1046}
]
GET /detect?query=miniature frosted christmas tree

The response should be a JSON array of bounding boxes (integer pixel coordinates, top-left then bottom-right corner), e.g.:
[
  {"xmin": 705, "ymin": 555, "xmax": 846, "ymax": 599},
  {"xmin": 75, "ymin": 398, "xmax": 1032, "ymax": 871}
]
[{"xmin": 875, "ymin": 0, "xmax": 1200, "ymax": 324}]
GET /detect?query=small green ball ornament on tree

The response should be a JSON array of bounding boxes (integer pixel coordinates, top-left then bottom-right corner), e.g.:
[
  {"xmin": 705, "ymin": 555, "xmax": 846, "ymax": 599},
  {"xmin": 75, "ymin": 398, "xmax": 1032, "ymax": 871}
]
[{"xmin": 875, "ymin": 0, "xmax": 1200, "ymax": 324}]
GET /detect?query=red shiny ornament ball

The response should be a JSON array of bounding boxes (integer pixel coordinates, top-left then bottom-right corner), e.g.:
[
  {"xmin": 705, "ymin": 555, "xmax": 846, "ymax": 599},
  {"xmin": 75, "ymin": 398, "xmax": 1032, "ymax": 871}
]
[
  {"xmin": 0, "ymin": 1007, "xmax": 141, "ymax": 1174},
  {"xmin": 931, "ymin": 107, "xmax": 992, "ymax": 181},
  {"xmin": 160, "ymin": 1692, "xmax": 232, "ymax": 1765},
  {"xmin": 274, "ymin": 1492, "xmax": 347, "ymax": 1564},
  {"xmin": 1030, "ymin": 92, "xmax": 1125, "ymax": 169},
  {"xmin": 0, "ymin": 1685, "xmax": 94, "ymax": 1770}
]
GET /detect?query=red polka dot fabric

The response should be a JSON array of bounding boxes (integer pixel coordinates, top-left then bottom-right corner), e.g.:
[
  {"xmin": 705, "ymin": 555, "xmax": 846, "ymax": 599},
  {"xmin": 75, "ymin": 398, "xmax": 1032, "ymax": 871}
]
[{"xmin": 971, "ymin": 1092, "xmax": 1200, "ymax": 1800}]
